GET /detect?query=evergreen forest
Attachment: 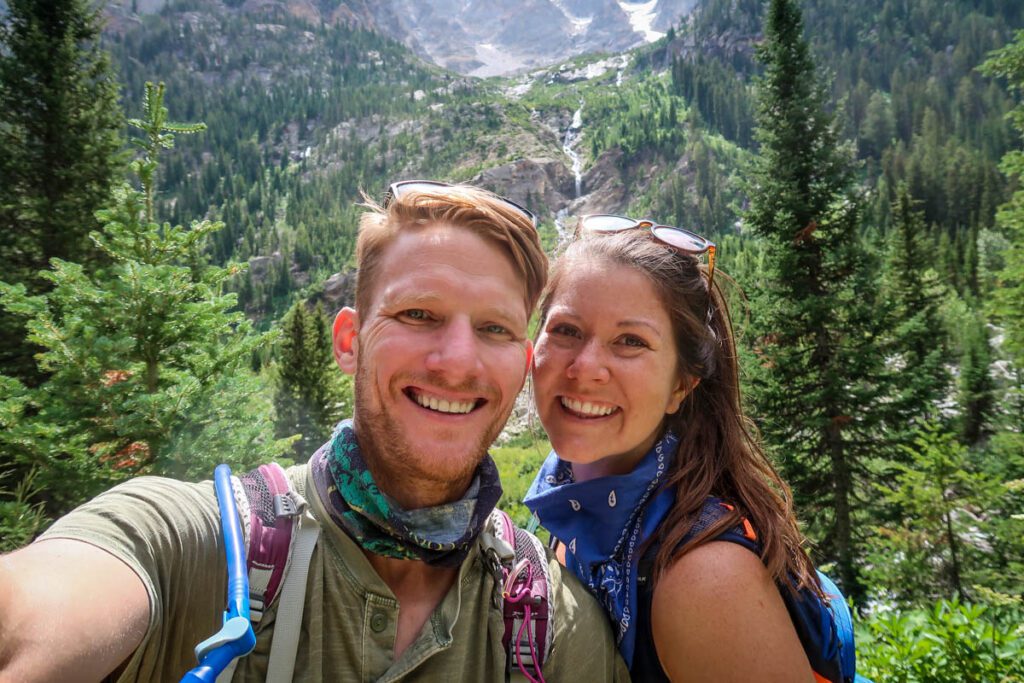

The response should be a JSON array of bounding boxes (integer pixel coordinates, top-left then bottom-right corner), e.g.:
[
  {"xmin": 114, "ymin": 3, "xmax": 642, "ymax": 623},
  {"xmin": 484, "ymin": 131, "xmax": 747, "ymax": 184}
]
[{"xmin": 1, "ymin": 0, "xmax": 1022, "ymax": 679}]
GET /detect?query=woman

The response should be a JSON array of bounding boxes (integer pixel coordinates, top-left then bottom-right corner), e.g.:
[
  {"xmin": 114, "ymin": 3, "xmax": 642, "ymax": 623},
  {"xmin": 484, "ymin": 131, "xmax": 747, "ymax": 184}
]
[{"xmin": 523, "ymin": 217, "xmax": 845, "ymax": 682}]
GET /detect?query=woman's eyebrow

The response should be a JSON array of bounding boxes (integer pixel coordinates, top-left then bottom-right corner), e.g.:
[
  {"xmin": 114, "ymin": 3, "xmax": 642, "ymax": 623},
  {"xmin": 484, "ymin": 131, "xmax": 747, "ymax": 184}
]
[{"xmin": 616, "ymin": 319, "xmax": 663, "ymax": 338}]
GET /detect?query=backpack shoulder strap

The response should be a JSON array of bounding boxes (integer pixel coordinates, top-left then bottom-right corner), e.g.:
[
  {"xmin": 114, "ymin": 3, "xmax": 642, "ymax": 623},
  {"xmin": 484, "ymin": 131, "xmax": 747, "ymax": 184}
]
[
  {"xmin": 239, "ymin": 462, "xmax": 304, "ymax": 622},
  {"xmin": 223, "ymin": 462, "xmax": 320, "ymax": 683},
  {"xmin": 484, "ymin": 508, "xmax": 553, "ymax": 683},
  {"xmin": 637, "ymin": 497, "xmax": 758, "ymax": 583}
]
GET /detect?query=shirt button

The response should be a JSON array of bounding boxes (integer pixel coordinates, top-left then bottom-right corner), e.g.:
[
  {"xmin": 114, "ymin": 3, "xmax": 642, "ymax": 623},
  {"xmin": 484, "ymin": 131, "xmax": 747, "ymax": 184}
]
[{"xmin": 370, "ymin": 610, "xmax": 388, "ymax": 633}]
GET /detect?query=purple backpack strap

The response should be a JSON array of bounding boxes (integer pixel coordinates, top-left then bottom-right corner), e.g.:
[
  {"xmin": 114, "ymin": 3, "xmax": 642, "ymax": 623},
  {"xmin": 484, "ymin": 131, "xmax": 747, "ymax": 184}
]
[
  {"xmin": 239, "ymin": 462, "xmax": 302, "ymax": 623},
  {"xmin": 489, "ymin": 509, "xmax": 552, "ymax": 683}
]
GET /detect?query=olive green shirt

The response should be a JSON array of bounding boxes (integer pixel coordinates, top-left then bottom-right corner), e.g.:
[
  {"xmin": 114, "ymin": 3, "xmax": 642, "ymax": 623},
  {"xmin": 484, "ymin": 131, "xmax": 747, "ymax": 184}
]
[{"xmin": 40, "ymin": 463, "xmax": 628, "ymax": 682}]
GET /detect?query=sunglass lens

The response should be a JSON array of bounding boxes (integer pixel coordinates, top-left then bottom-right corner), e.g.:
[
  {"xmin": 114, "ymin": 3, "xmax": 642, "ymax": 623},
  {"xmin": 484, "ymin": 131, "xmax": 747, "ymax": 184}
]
[
  {"xmin": 652, "ymin": 225, "xmax": 708, "ymax": 253},
  {"xmin": 583, "ymin": 214, "xmax": 638, "ymax": 232},
  {"xmin": 390, "ymin": 180, "xmax": 449, "ymax": 201}
]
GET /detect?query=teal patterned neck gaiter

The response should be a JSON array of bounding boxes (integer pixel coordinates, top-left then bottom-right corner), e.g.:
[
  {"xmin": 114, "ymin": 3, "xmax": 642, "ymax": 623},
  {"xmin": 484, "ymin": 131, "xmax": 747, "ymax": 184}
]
[{"xmin": 310, "ymin": 420, "xmax": 503, "ymax": 567}]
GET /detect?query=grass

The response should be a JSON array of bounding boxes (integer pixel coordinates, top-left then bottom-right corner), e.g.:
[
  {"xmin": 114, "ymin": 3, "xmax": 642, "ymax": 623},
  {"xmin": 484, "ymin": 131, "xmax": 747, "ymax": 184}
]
[{"xmin": 492, "ymin": 439, "xmax": 552, "ymax": 530}]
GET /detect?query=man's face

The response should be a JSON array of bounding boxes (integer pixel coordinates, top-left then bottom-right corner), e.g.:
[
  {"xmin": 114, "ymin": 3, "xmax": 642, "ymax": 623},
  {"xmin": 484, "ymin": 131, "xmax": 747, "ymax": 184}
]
[{"xmin": 334, "ymin": 222, "xmax": 532, "ymax": 506}]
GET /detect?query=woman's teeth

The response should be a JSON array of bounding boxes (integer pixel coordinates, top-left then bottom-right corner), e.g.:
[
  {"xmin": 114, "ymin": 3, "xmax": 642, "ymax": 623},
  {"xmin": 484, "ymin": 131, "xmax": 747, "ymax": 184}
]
[
  {"xmin": 561, "ymin": 397, "xmax": 615, "ymax": 416},
  {"xmin": 414, "ymin": 391, "xmax": 476, "ymax": 414}
]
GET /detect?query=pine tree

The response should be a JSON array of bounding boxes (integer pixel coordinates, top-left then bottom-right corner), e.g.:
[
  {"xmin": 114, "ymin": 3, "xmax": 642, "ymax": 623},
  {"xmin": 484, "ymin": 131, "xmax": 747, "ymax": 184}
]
[
  {"xmin": 274, "ymin": 301, "xmax": 347, "ymax": 459},
  {"xmin": 0, "ymin": 83, "xmax": 291, "ymax": 515},
  {"xmin": 743, "ymin": 0, "xmax": 885, "ymax": 597},
  {"xmin": 881, "ymin": 184, "xmax": 950, "ymax": 436},
  {"xmin": 957, "ymin": 313, "xmax": 994, "ymax": 446},
  {"xmin": 980, "ymin": 30, "xmax": 1024, "ymax": 425},
  {"xmin": 864, "ymin": 425, "xmax": 996, "ymax": 604},
  {"xmin": 0, "ymin": 0, "xmax": 124, "ymax": 382}
]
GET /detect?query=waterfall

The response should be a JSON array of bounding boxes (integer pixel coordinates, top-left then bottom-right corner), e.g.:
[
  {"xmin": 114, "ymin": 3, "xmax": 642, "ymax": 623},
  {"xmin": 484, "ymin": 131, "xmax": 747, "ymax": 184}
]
[
  {"xmin": 554, "ymin": 207, "xmax": 572, "ymax": 247},
  {"xmin": 563, "ymin": 103, "xmax": 584, "ymax": 199}
]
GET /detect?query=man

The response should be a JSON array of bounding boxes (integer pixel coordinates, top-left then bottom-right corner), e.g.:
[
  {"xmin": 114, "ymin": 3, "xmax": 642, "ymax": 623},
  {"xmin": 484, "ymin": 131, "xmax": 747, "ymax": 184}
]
[{"xmin": 0, "ymin": 182, "xmax": 628, "ymax": 682}]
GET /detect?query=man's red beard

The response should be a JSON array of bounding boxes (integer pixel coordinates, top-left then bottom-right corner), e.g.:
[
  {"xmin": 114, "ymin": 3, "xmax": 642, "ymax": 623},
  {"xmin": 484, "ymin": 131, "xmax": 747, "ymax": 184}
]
[{"xmin": 351, "ymin": 362, "xmax": 505, "ymax": 506}]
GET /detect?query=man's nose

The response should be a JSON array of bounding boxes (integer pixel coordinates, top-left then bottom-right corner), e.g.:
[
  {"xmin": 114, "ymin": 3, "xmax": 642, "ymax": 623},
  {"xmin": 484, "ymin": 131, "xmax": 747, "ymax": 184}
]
[
  {"xmin": 425, "ymin": 318, "xmax": 484, "ymax": 380},
  {"xmin": 566, "ymin": 338, "xmax": 610, "ymax": 383}
]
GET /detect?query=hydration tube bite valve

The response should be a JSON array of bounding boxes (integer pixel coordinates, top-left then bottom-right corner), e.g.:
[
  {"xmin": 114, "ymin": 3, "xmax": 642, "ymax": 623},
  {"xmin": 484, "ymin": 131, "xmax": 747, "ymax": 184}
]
[{"xmin": 180, "ymin": 465, "xmax": 256, "ymax": 683}]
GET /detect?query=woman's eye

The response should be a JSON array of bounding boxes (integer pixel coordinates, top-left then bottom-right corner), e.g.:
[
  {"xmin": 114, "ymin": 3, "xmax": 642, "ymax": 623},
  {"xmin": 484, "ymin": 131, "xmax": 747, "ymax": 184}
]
[
  {"xmin": 620, "ymin": 335, "xmax": 648, "ymax": 348},
  {"xmin": 550, "ymin": 323, "xmax": 580, "ymax": 338}
]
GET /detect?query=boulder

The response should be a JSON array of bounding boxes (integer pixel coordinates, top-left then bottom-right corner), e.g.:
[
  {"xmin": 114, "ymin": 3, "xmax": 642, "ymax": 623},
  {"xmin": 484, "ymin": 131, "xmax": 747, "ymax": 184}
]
[
  {"xmin": 317, "ymin": 270, "xmax": 357, "ymax": 316},
  {"xmin": 248, "ymin": 252, "xmax": 283, "ymax": 285}
]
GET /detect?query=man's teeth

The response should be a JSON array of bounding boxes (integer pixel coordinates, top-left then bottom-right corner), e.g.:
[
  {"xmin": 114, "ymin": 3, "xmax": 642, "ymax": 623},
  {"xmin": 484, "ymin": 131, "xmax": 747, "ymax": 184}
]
[
  {"xmin": 414, "ymin": 392, "xmax": 475, "ymax": 414},
  {"xmin": 561, "ymin": 397, "xmax": 615, "ymax": 416}
]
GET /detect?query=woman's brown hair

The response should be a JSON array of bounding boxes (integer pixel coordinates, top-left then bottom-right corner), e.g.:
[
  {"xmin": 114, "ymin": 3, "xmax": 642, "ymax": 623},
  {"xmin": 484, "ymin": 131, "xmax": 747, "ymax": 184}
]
[{"xmin": 539, "ymin": 229, "xmax": 820, "ymax": 595}]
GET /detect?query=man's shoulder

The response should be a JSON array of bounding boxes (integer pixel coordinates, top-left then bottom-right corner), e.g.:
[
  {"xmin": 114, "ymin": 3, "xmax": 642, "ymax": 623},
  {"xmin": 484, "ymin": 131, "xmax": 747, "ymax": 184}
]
[
  {"xmin": 541, "ymin": 541, "xmax": 610, "ymax": 634},
  {"xmin": 42, "ymin": 473, "xmax": 216, "ymax": 534}
]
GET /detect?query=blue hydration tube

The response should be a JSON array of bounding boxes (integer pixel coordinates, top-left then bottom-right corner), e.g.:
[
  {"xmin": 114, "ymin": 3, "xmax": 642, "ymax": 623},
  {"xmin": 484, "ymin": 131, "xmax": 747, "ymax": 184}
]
[{"xmin": 180, "ymin": 464, "xmax": 256, "ymax": 682}]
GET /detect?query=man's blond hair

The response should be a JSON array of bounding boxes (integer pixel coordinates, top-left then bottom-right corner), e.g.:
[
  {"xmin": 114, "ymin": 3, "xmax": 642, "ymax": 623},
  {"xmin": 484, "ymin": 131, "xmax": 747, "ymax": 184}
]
[{"xmin": 355, "ymin": 184, "xmax": 547, "ymax": 316}]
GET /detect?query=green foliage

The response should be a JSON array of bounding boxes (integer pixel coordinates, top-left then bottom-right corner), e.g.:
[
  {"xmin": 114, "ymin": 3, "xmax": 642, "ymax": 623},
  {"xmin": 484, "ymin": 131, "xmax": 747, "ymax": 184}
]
[
  {"xmin": 0, "ymin": 0, "xmax": 125, "ymax": 381},
  {"xmin": 957, "ymin": 314, "xmax": 995, "ymax": 446},
  {"xmin": 980, "ymin": 30, "xmax": 1024, "ymax": 368},
  {"xmin": 491, "ymin": 441, "xmax": 550, "ymax": 529},
  {"xmin": 743, "ymin": 0, "xmax": 882, "ymax": 596},
  {"xmin": 859, "ymin": 600, "xmax": 1024, "ymax": 683},
  {"xmin": 0, "ymin": 466, "xmax": 48, "ymax": 554},
  {"xmin": 0, "ymin": 83, "xmax": 292, "ymax": 524},
  {"xmin": 864, "ymin": 426, "xmax": 998, "ymax": 604},
  {"xmin": 0, "ymin": 376, "xmax": 48, "ymax": 551},
  {"xmin": 274, "ymin": 301, "xmax": 351, "ymax": 459},
  {"xmin": 879, "ymin": 185, "xmax": 951, "ymax": 435}
]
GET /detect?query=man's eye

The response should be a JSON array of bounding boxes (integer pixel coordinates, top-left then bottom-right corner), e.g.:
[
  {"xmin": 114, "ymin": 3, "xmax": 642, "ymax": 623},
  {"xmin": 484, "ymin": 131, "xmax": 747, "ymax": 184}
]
[
  {"xmin": 482, "ymin": 324, "xmax": 509, "ymax": 336},
  {"xmin": 401, "ymin": 309, "xmax": 430, "ymax": 321}
]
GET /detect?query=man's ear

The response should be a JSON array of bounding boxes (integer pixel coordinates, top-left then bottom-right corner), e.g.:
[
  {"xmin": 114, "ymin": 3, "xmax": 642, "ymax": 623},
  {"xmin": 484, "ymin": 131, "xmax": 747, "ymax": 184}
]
[
  {"xmin": 333, "ymin": 307, "xmax": 359, "ymax": 375},
  {"xmin": 524, "ymin": 339, "xmax": 534, "ymax": 376}
]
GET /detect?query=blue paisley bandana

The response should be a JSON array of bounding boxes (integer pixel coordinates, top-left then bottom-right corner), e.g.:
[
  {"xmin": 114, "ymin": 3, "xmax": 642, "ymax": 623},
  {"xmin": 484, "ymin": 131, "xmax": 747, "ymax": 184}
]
[
  {"xmin": 310, "ymin": 420, "xmax": 503, "ymax": 567},
  {"xmin": 523, "ymin": 431, "xmax": 679, "ymax": 666}
]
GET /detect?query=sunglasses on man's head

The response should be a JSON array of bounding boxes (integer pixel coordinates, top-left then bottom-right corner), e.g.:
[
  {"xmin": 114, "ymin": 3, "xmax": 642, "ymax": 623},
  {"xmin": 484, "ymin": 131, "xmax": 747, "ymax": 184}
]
[
  {"xmin": 383, "ymin": 180, "xmax": 539, "ymax": 228},
  {"xmin": 576, "ymin": 214, "xmax": 717, "ymax": 292}
]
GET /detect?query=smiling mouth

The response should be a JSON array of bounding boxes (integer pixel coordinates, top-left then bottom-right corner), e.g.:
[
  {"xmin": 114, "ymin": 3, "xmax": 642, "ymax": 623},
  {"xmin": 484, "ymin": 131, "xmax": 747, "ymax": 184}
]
[
  {"xmin": 405, "ymin": 387, "xmax": 483, "ymax": 415},
  {"xmin": 560, "ymin": 396, "xmax": 619, "ymax": 419}
]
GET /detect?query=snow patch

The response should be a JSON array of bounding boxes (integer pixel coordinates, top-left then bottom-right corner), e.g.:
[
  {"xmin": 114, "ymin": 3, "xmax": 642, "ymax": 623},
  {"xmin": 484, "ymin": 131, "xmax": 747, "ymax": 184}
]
[
  {"xmin": 551, "ymin": 0, "xmax": 594, "ymax": 36},
  {"xmin": 617, "ymin": 0, "xmax": 665, "ymax": 43}
]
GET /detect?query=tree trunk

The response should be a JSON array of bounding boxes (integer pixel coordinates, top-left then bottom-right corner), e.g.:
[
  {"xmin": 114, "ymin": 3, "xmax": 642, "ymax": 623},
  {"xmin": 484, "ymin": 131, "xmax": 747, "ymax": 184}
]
[{"xmin": 827, "ymin": 418, "xmax": 858, "ymax": 597}]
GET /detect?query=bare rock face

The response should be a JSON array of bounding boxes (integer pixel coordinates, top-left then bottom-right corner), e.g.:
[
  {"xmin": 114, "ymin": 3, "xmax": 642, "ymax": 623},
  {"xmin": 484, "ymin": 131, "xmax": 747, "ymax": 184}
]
[
  {"xmin": 317, "ymin": 270, "xmax": 357, "ymax": 316},
  {"xmin": 471, "ymin": 158, "xmax": 577, "ymax": 219},
  {"xmin": 248, "ymin": 253, "xmax": 283, "ymax": 285},
  {"xmin": 332, "ymin": 0, "xmax": 699, "ymax": 76},
  {"xmin": 573, "ymin": 147, "xmax": 629, "ymax": 216}
]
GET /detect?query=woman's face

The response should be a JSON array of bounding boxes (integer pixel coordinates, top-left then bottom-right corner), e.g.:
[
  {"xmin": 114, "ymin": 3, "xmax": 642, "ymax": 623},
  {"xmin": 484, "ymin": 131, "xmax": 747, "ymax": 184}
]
[{"xmin": 533, "ymin": 257, "xmax": 691, "ymax": 479}]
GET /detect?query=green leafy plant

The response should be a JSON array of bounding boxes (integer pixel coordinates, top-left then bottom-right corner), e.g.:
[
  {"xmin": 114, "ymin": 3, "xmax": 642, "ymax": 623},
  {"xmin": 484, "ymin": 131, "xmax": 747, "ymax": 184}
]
[
  {"xmin": 859, "ymin": 599, "xmax": 1024, "ymax": 683},
  {"xmin": 0, "ymin": 83, "xmax": 293, "ymax": 520}
]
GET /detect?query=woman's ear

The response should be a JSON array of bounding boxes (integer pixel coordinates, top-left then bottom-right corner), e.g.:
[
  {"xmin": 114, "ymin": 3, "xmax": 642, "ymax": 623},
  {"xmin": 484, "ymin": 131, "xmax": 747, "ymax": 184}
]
[
  {"xmin": 333, "ymin": 307, "xmax": 359, "ymax": 374},
  {"xmin": 525, "ymin": 339, "xmax": 534, "ymax": 375},
  {"xmin": 666, "ymin": 376, "xmax": 699, "ymax": 415}
]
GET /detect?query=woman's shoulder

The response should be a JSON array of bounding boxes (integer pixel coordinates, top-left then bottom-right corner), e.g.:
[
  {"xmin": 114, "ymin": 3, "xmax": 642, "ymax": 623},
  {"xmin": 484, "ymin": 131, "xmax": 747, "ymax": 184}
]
[
  {"xmin": 650, "ymin": 541, "xmax": 814, "ymax": 682},
  {"xmin": 653, "ymin": 539, "xmax": 772, "ymax": 607}
]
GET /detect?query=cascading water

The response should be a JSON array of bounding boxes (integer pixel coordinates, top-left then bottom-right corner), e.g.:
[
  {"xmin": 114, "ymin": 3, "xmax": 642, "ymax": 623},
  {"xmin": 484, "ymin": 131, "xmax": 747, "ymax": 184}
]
[
  {"xmin": 554, "ymin": 102, "xmax": 585, "ymax": 246},
  {"xmin": 563, "ymin": 104, "xmax": 584, "ymax": 199}
]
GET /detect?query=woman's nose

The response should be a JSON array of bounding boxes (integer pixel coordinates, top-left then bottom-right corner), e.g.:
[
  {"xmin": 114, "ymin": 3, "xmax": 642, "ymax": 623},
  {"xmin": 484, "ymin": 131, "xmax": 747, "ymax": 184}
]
[{"xmin": 566, "ymin": 338, "xmax": 610, "ymax": 383}]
